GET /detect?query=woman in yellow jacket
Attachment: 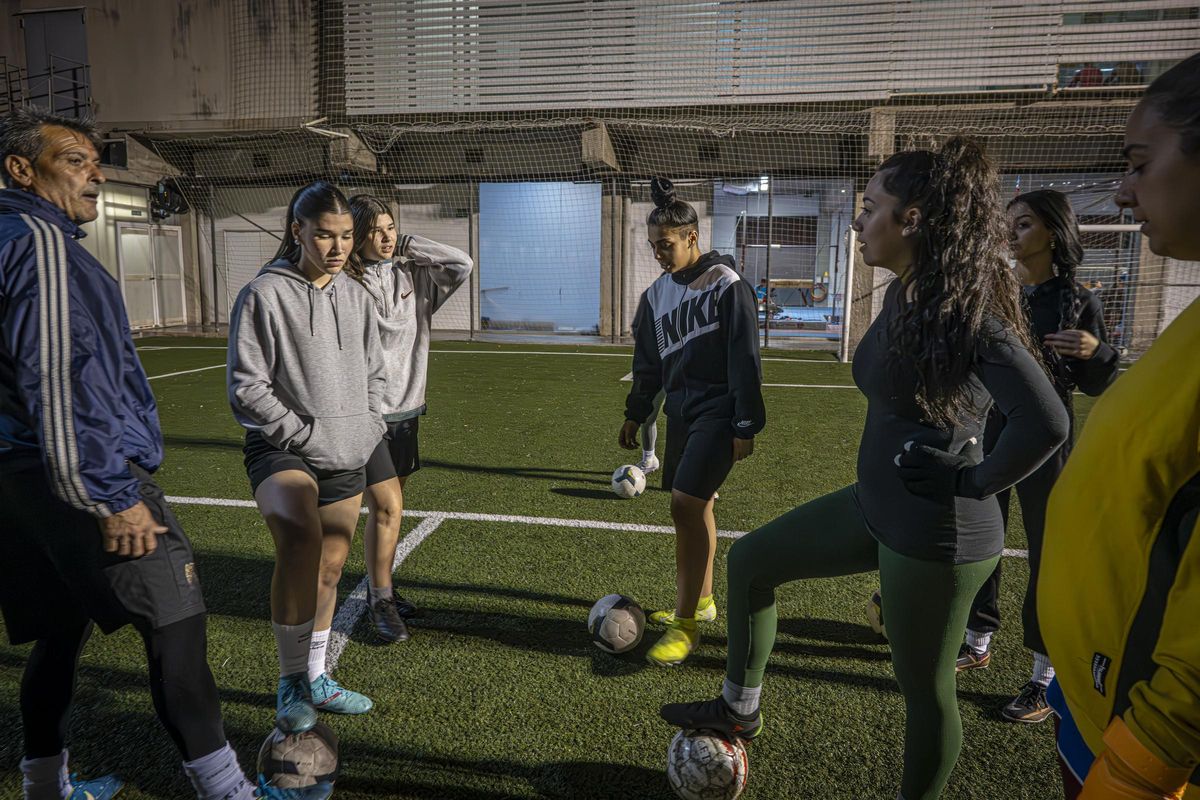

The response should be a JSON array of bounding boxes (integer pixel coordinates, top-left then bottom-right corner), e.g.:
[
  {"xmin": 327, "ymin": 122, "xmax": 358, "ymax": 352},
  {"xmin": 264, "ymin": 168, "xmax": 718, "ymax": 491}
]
[{"xmin": 1038, "ymin": 51, "xmax": 1200, "ymax": 800}]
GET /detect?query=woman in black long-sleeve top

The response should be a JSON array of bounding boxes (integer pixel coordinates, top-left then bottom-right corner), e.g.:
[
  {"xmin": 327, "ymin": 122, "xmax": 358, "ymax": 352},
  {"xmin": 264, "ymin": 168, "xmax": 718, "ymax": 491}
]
[
  {"xmin": 956, "ymin": 190, "xmax": 1120, "ymax": 724},
  {"xmin": 659, "ymin": 138, "xmax": 1068, "ymax": 800}
]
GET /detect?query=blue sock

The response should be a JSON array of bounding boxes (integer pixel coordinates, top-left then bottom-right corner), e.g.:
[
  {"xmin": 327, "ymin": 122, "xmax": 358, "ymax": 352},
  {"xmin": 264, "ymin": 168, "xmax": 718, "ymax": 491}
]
[{"xmin": 182, "ymin": 742, "xmax": 255, "ymax": 800}]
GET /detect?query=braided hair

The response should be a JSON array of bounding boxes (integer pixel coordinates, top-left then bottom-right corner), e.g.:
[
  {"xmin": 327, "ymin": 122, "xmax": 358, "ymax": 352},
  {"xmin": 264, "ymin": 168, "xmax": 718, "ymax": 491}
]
[{"xmin": 1008, "ymin": 189, "xmax": 1085, "ymax": 335}]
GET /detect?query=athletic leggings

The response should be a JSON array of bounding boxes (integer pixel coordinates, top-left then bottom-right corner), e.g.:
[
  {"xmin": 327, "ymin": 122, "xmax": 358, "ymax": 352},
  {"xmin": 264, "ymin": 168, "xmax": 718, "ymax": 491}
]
[
  {"xmin": 21, "ymin": 614, "xmax": 226, "ymax": 761},
  {"xmin": 726, "ymin": 486, "xmax": 998, "ymax": 800}
]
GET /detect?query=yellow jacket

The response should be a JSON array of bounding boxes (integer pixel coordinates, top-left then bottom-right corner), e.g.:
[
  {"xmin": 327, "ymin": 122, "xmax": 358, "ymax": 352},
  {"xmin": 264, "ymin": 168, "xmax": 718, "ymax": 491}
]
[{"xmin": 1040, "ymin": 297, "xmax": 1200, "ymax": 791}]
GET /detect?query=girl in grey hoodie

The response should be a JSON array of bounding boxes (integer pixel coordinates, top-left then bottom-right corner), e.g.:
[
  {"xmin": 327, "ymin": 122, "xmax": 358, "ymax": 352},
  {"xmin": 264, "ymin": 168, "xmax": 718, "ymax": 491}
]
[
  {"xmin": 346, "ymin": 194, "xmax": 473, "ymax": 643},
  {"xmin": 227, "ymin": 181, "xmax": 385, "ymax": 735}
]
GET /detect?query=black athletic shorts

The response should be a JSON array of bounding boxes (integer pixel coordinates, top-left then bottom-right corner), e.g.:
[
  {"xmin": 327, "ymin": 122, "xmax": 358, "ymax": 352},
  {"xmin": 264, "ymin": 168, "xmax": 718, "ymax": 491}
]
[
  {"xmin": 243, "ymin": 431, "xmax": 365, "ymax": 506},
  {"xmin": 662, "ymin": 416, "xmax": 735, "ymax": 500},
  {"xmin": 364, "ymin": 417, "xmax": 421, "ymax": 487},
  {"xmin": 0, "ymin": 463, "xmax": 206, "ymax": 645}
]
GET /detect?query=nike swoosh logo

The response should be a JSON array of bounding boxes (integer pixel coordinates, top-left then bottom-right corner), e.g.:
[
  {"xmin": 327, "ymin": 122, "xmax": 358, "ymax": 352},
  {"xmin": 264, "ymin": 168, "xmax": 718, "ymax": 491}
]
[
  {"xmin": 401, "ymin": 290, "xmax": 413, "ymax": 299},
  {"xmin": 736, "ymin": 420, "xmax": 754, "ymax": 428}
]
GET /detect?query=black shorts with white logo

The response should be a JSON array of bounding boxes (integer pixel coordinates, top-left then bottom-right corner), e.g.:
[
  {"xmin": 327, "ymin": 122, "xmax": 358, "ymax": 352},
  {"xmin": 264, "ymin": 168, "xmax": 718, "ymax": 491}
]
[
  {"xmin": 0, "ymin": 463, "xmax": 206, "ymax": 644},
  {"xmin": 662, "ymin": 416, "xmax": 735, "ymax": 500},
  {"xmin": 364, "ymin": 417, "xmax": 421, "ymax": 487},
  {"xmin": 243, "ymin": 431, "xmax": 366, "ymax": 506}
]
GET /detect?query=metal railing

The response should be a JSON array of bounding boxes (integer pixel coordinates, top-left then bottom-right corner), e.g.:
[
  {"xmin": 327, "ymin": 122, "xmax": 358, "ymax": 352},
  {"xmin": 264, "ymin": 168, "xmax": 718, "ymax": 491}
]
[{"xmin": 0, "ymin": 54, "xmax": 92, "ymax": 118}]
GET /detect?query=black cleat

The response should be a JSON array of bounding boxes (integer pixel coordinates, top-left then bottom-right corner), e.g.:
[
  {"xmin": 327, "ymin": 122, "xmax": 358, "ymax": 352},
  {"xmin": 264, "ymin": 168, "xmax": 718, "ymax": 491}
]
[
  {"xmin": 370, "ymin": 597, "xmax": 411, "ymax": 643},
  {"xmin": 1001, "ymin": 682, "xmax": 1053, "ymax": 724},
  {"xmin": 392, "ymin": 589, "xmax": 420, "ymax": 618},
  {"xmin": 955, "ymin": 643, "xmax": 992, "ymax": 673},
  {"xmin": 660, "ymin": 696, "xmax": 762, "ymax": 741}
]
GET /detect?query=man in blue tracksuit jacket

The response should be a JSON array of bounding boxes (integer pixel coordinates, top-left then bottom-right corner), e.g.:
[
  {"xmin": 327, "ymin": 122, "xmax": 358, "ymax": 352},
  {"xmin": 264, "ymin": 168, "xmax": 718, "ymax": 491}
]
[{"xmin": 0, "ymin": 107, "xmax": 313, "ymax": 799}]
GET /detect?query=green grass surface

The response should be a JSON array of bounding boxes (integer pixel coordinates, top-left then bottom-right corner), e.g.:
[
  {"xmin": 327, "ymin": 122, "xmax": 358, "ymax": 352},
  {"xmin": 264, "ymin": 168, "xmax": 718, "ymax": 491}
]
[{"xmin": 0, "ymin": 337, "xmax": 1088, "ymax": 798}]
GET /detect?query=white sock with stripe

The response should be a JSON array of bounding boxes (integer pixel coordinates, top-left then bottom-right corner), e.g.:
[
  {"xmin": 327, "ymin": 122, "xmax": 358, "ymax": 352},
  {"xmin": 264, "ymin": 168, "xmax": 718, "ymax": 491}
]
[
  {"xmin": 1032, "ymin": 651, "xmax": 1055, "ymax": 687},
  {"xmin": 273, "ymin": 619, "xmax": 314, "ymax": 679},
  {"xmin": 308, "ymin": 628, "xmax": 331, "ymax": 682}
]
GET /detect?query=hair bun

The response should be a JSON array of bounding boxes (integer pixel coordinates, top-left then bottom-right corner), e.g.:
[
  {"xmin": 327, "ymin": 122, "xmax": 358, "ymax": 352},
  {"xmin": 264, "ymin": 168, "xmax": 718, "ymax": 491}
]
[{"xmin": 650, "ymin": 176, "xmax": 677, "ymax": 209}]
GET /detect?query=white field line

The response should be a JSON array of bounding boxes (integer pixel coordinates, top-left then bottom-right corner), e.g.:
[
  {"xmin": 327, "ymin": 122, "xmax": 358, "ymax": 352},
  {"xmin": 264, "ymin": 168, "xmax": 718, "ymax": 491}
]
[
  {"xmin": 618, "ymin": 372, "xmax": 855, "ymax": 390},
  {"xmin": 164, "ymin": 494, "xmax": 1027, "ymax": 560},
  {"xmin": 169, "ymin": 495, "xmax": 1027, "ymax": 673},
  {"xmin": 147, "ymin": 364, "xmax": 226, "ymax": 381},
  {"xmin": 326, "ymin": 513, "xmax": 445, "ymax": 670}
]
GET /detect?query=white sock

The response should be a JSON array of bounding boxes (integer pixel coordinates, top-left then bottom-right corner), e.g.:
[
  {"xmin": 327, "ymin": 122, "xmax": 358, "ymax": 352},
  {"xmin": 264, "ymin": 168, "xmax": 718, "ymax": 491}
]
[
  {"xmin": 1032, "ymin": 651, "xmax": 1055, "ymax": 687},
  {"xmin": 20, "ymin": 750, "xmax": 70, "ymax": 800},
  {"xmin": 642, "ymin": 449, "xmax": 656, "ymax": 462},
  {"xmin": 721, "ymin": 678, "xmax": 761, "ymax": 717},
  {"xmin": 965, "ymin": 629, "xmax": 992, "ymax": 656},
  {"xmin": 272, "ymin": 619, "xmax": 314, "ymax": 678},
  {"xmin": 308, "ymin": 628, "xmax": 331, "ymax": 683},
  {"xmin": 368, "ymin": 584, "xmax": 392, "ymax": 606},
  {"xmin": 183, "ymin": 742, "xmax": 256, "ymax": 800}
]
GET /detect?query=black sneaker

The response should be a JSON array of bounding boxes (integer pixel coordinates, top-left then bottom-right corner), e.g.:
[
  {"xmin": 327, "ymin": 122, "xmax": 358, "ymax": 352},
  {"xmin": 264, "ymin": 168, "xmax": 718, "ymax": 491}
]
[
  {"xmin": 660, "ymin": 696, "xmax": 762, "ymax": 741},
  {"xmin": 392, "ymin": 588, "xmax": 420, "ymax": 619},
  {"xmin": 1001, "ymin": 682, "xmax": 1052, "ymax": 724},
  {"xmin": 369, "ymin": 597, "xmax": 410, "ymax": 643},
  {"xmin": 955, "ymin": 643, "xmax": 992, "ymax": 673}
]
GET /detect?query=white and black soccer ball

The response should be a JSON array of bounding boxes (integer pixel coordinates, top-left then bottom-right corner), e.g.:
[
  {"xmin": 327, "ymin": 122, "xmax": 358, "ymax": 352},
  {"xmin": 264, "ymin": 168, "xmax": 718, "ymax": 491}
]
[
  {"xmin": 257, "ymin": 721, "xmax": 339, "ymax": 790},
  {"xmin": 666, "ymin": 729, "xmax": 749, "ymax": 800},
  {"xmin": 611, "ymin": 464, "xmax": 647, "ymax": 498},
  {"xmin": 588, "ymin": 593, "xmax": 645, "ymax": 654}
]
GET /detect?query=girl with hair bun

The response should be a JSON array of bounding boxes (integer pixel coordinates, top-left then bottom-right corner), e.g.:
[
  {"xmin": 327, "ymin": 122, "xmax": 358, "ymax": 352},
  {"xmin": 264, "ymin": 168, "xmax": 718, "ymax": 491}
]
[
  {"xmin": 954, "ymin": 189, "xmax": 1118, "ymax": 725},
  {"xmin": 661, "ymin": 139, "xmax": 1068, "ymax": 800},
  {"xmin": 227, "ymin": 180, "xmax": 385, "ymax": 736},
  {"xmin": 620, "ymin": 176, "xmax": 765, "ymax": 667},
  {"xmin": 1040, "ymin": 51, "xmax": 1200, "ymax": 800}
]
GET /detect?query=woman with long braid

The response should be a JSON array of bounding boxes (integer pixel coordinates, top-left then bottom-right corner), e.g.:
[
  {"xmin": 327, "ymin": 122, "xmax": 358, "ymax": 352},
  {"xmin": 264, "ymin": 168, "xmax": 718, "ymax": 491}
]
[
  {"xmin": 659, "ymin": 138, "xmax": 1068, "ymax": 800},
  {"xmin": 955, "ymin": 190, "xmax": 1119, "ymax": 725}
]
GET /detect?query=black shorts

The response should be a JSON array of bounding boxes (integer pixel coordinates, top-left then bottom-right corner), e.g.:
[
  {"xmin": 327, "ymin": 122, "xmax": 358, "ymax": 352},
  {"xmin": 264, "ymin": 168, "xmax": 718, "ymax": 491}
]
[
  {"xmin": 243, "ymin": 431, "xmax": 365, "ymax": 506},
  {"xmin": 0, "ymin": 463, "xmax": 206, "ymax": 645},
  {"xmin": 662, "ymin": 416, "xmax": 735, "ymax": 500},
  {"xmin": 364, "ymin": 417, "xmax": 421, "ymax": 487}
]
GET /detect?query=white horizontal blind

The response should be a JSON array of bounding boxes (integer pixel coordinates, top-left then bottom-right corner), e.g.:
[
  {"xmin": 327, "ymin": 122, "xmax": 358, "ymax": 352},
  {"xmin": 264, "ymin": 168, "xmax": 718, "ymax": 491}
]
[{"xmin": 342, "ymin": 0, "xmax": 1200, "ymax": 113}]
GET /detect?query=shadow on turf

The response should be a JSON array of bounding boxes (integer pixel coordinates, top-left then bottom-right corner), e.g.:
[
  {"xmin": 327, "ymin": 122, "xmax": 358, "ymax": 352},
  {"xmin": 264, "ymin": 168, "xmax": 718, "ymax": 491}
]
[
  {"xmin": 549, "ymin": 487, "xmax": 625, "ymax": 501},
  {"xmin": 162, "ymin": 434, "xmax": 244, "ymax": 451},
  {"xmin": 424, "ymin": 458, "xmax": 612, "ymax": 486}
]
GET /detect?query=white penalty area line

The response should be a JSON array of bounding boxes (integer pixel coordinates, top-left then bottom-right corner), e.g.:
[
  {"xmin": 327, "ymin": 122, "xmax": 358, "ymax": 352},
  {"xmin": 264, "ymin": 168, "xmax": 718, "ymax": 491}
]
[
  {"xmin": 165, "ymin": 494, "xmax": 1029, "ymax": 560},
  {"xmin": 326, "ymin": 513, "xmax": 446, "ymax": 670},
  {"xmin": 147, "ymin": 364, "xmax": 226, "ymax": 381},
  {"xmin": 166, "ymin": 495, "xmax": 1027, "ymax": 673}
]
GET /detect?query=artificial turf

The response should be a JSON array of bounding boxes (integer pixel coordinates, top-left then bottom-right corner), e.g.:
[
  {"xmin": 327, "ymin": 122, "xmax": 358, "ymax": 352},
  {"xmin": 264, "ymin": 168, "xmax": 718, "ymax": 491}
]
[{"xmin": 0, "ymin": 337, "xmax": 1092, "ymax": 798}]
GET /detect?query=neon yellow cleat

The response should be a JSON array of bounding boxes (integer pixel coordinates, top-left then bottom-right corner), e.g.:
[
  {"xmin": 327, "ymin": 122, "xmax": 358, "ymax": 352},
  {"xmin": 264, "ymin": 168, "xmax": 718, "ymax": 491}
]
[
  {"xmin": 646, "ymin": 618, "xmax": 699, "ymax": 667},
  {"xmin": 650, "ymin": 596, "xmax": 717, "ymax": 625}
]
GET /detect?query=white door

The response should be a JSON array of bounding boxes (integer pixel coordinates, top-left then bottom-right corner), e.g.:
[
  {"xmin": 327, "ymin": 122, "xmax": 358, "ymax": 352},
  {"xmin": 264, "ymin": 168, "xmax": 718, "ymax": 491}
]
[
  {"xmin": 152, "ymin": 227, "xmax": 186, "ymax": 326},
  {"xmin": 117, "ymin": 222, "xmax": 187, "ymax": 329}
]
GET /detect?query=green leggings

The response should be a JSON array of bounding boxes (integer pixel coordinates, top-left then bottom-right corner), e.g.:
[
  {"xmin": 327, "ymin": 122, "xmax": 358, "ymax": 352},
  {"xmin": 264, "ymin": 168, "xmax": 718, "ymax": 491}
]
[{"xmin": 725, "ymin": 486, "xmax": 998, "ymax": 800}]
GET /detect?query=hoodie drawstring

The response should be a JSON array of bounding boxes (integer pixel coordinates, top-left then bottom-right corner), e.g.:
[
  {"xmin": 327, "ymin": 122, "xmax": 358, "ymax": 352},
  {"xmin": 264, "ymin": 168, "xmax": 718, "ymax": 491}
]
[
  {"xmin": 330, "ymin": 285, "xmax": 343, "ymax": 350},
  {"xmin": 307, "ymin": 283, "xmax": 316, "ymax": 337}
]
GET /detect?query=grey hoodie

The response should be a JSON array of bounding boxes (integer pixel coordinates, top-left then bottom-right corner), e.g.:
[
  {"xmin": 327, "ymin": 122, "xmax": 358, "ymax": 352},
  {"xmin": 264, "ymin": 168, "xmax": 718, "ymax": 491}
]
[
  {"xmin": 227, "ymin": 259, "xmax": 386, "ymax": 472},
  {"xmin": 359, "ymin": 234, "xmax": 473, "ymax": 420}
]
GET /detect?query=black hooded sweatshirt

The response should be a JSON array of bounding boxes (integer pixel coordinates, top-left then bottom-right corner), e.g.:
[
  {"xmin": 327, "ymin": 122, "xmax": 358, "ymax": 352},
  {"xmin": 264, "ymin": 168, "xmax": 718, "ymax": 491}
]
[{"xmin": 625, "ymin": 251, "xmax": 765, "ymax": 438}]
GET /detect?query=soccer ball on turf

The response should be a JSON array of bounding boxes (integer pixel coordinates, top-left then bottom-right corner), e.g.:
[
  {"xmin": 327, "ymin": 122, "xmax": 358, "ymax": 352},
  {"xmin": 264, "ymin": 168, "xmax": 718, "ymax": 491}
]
[
  {"xmin": 588, "ymin": 593, "xmax": 645, "ymax": 654},
  {"xmin": 257, "ymin": 721, "xmax": 339, "ymax": 789},
  {"xmin": 611, "ymin": 464, "xmax": 646, "ymax": 498},
  {"xmin": 666, "ymin": 729, "xmax": 749, "ymax": 800}
]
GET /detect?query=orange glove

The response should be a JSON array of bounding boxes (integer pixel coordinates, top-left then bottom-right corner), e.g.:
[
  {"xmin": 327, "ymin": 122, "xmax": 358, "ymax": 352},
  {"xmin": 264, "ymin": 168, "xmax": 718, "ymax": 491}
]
[{"xmin": 1080, "ymin": 717, "xmax": 1190, "ymax": 800}]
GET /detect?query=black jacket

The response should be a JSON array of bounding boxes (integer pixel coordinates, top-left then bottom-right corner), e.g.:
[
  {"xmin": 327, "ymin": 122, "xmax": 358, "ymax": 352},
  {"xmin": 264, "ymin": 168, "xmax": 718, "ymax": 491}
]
[{"xmin": 625, "ymin": 252, "xmax": 765, "ymax": 438}]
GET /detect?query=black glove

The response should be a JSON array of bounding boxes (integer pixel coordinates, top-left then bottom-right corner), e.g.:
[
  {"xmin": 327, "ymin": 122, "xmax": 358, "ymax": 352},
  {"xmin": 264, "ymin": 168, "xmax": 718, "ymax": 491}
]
[{"xmin": 896, "ymin": 443, "xmax": 973, "ymax": 500}]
